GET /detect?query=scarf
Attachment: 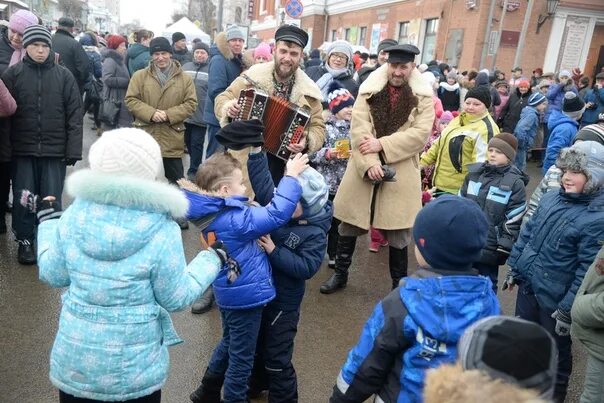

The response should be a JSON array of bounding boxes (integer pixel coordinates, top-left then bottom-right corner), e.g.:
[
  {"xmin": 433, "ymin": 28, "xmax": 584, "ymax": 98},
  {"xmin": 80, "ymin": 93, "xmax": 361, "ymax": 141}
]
[
  {"xmin": 316, "ymin": 64, "xmax": 349, "ymax": 101},
  {"xmin": 155, "ymin": 61, "xmax": 173, "ymax": 87},
  {"xmin": 272, "ymin": 71, "xmax": 295, "ymax": 100},
  {"xmin": 9, "ymin": 45, "xmax": 24, "ymax": 67}
]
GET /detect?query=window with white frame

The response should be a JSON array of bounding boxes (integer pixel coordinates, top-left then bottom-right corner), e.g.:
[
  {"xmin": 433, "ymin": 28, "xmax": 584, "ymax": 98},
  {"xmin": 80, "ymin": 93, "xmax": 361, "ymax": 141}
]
[
  {"xmin": 421, "ymin": 18, "xmax": 439, "ymax": 64},
  {"xmin": 398, "ymin": 21, "xmax": 409, "ymax": 44},
  {"xmin": 359, "ymin": 26, "xmax": 367, "ymax": 46}
]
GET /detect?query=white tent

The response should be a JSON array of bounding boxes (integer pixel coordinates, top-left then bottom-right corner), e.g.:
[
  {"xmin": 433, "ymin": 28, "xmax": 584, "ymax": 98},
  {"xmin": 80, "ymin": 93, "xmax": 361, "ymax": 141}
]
[{"xmin": 162, "ymin": 17, "xmax": 211, "ymax": 45}]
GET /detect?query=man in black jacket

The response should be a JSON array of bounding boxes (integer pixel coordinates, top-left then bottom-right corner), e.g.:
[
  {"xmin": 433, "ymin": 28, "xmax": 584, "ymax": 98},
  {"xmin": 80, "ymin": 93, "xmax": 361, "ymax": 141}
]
[
  {"xmin": 2, "ymin": 25, "xmax": 83, "ymax": 265},
  {"xmin": 51, "ymin": 17, "xmax": 90, "ymax": 94}
]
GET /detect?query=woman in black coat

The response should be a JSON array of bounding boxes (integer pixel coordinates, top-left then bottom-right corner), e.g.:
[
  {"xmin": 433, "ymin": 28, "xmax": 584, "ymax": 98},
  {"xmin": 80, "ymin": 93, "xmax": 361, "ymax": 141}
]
[{"xmin": 499, "ymin": 81, "xmax": 532, "ymax": 133}]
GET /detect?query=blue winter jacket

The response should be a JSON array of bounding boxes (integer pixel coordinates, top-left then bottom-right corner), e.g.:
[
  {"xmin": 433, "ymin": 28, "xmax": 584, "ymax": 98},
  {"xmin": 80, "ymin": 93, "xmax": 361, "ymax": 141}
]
[
  {"xmin": 582, "ymin": 87, "xmax": 604, "ymax": 126},
  {"xmin": 203, "ymin": 33, "xmax": 244, "ymax": 127},
  {"xmin": 183, "ymin": 175, "xmax": 302, "ymax": 310},
  {"xmin": 37, "ymin": 170, "xmax": 222, "ymax": 401},
  {"xmin": 514, "ymin": 106, "xmax": 540, "ymax": 149},
  {"xmin": 508, "ymin": 188, "xmax": 604, "ymax": 314},
  {"xmin": 545, "ymin": 82, "xmax": 578, "ymax": 123},
  {"xmin": 543, "ymin": 110, "xmax": 579, "ymax": 174},
  {"xmin": 248, "ymin": 152, "xmax": 332, "ymax": 311},
  {"xmin": 331, "ymin": 269, "xmax": 500, "ymax": 403}
]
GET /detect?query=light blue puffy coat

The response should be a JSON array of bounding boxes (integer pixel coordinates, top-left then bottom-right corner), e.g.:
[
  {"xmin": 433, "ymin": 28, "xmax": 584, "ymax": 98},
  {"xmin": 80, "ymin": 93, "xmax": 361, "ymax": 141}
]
[{"xmin": 38, "ymin": 170, "xmax": 221, "ymax": 401}]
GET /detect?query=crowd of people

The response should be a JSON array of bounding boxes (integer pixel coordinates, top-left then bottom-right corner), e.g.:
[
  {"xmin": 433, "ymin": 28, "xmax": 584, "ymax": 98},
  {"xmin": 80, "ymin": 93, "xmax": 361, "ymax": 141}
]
[{"xmin": 1, "ymin": 6, "xmax": 604, "ymax": 403}]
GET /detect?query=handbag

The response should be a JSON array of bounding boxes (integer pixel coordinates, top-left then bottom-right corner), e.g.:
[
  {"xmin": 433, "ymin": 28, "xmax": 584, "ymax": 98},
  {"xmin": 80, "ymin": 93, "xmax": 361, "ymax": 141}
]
[
  {"xmin": 100, "ymin": 97, "xmax": 121, "ymax": 127},
  {"xmin": 86, "ymin": 76, "xmax": 103, "ymax": 103}
]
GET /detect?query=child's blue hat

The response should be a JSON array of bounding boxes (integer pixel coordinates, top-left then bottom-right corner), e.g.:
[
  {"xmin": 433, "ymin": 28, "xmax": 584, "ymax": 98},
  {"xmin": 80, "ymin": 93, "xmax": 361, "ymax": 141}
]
[
  {"xmin": 528, "ymin": 92, "xmax": 547, "ymax": 107},
  {"xmin": 297, "ymin": 167, "xmax": 329, "ymax": 217},
  {"xmin": 413, "ymin": 195, "xmax": 488, "ymax": 271}
]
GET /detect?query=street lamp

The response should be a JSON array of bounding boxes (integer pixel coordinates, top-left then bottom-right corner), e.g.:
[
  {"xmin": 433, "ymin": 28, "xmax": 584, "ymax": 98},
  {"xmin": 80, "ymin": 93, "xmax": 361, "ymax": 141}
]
[{"xmin": 536, "ymin": 0, "xmax": 559, "ymax": 34}]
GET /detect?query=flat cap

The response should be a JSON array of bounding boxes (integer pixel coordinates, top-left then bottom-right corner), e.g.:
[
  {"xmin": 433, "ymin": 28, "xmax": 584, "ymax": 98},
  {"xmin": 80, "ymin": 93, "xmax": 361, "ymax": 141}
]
[
  {"xmin": 384, "ymin": 44, "xmax": 420, "ymax": 64},
  {"xmin": 275, "ymin": 24, "xmax": 308, "ymax": 48}
]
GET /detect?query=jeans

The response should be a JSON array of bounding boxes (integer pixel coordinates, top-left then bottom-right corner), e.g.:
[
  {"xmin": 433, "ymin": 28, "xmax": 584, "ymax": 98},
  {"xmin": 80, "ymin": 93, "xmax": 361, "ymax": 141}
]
[
  {"xmin": 250, "ymin": 306, "xmax": 300, "ymax": 403},
  {"xmin": 208, "ymin": 306, "xmax": 264, "ymax": 402},
  {"xmin": 161, "ymin": 157, "xmax": 184, "ymax": 185},
  {"xmin": 11, "ymin": 157, "xmax": 66, "ymax": 241},
  {"xmin": 205, "ymin": 124, "xmax": 224, "ymax": 159},
  {"xmin": 515, "ymin": 283, "xmax": 572, "ymax": 403},
  {"xmin": 580, "ymin": 354, "xmax": 604, "ymax": 403},
  {"xmin": 515, "ymin": 148, "xmax": 527, "ymax": 172},
  {"xmin": 185, "ymin": 123, "xmax": 206, "ymax": 179},
  {"xmin": 59, "ymin": 390, "xmax": 161, "ymax": 402},
  {"xmin": 474, "ymin": 262, "xmax": 498, "ymax": 293}
]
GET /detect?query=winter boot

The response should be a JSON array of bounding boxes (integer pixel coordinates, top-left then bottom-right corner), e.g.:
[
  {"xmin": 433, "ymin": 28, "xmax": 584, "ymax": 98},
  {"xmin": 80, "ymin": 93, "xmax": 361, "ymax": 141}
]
[
  {"xmin": 389, "ymin": 246, "xmax": 408, "ymax": 290},
  {"xmin": 191, "ymin": 288, "xmax": 215, "ymax": 314},
  {"xmin": 190, "ymin": 369, "xmax": 224, "ymax": 403},
  {"xmin": 320, "ymin": 236, "xmax": 357, "ymax": 294},
  {"xmin": 17, "ymin": 239, "xmax": 36, "ymax": 265},
  {"xmin": 369, "ymin": 227, "xmax": 388, "ymax": 252}
]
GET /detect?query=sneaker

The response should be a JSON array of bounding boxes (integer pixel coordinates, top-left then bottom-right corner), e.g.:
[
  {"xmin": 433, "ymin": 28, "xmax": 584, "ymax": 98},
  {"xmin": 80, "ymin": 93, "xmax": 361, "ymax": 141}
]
[
  {"xmin": 17, "ymin": 240, "xmax": 36, "ymax": 265},
  {"xmin": 368, "ymin": 241, "xmax": 380, "ymax": 253}
]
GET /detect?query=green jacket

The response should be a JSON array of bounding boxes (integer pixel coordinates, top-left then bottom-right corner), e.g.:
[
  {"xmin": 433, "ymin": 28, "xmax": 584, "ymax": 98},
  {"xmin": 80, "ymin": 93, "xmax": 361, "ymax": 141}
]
[
  {"xmin": 571, "ymin": 245, "xmax": 604, "ymax": 361},
  {"xmin": 125, "ymin": 61, "xmax": 197, "ymax": 158},
  {"xmin": 420, "ymin": 111, "xmax": 499, "ymax": 194}
]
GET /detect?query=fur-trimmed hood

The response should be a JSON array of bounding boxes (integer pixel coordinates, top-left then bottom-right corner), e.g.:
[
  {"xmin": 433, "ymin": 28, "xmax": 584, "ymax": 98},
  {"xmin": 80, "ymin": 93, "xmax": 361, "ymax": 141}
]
[
  {"xmin": 424, "ymin": 364, "xmax": 548, "ymax": 403},
  {"xmin": 241, "ymin": 60, "xmax": 323, "ymax": 102},
  {"xmin": 359, "ymin": 64, "xmax": 433, "ymax": 98},
  {"xmin": 214, "ymin": 31, "xmax": 235, "ymax": 60},
  {"xmin": 67, "ymin": 169, "xmax": 189, "ymax": 218}
]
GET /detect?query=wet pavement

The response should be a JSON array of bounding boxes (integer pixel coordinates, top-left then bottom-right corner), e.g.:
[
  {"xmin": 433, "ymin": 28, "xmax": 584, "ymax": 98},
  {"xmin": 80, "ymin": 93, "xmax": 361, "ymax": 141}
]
[{"xmin": 0, "ymin": 125, "xmax": 587, "ymax": 402}]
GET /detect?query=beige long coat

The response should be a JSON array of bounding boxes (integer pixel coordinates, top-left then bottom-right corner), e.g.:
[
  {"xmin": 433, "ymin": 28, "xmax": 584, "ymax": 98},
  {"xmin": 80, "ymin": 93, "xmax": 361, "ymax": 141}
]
[
  {"xmin": 214, "ymin": 61, "xmax": 325, "ymax": 197},
  {"xmin": 125, "ymin": 61, "xmax": 197, "ymax": 158},
  {"xmin": 333, "ymin": 65, "xmax": 435, "ymax": 230}
]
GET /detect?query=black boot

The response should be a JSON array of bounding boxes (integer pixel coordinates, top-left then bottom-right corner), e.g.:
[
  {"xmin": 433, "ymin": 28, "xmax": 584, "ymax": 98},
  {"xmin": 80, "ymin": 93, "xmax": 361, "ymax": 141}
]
[
  {"xmin": 320, "ymin": 236, "xmax": 356, "ymax": 294},
  {"xmin": 17, "ymin": 239, "xmax": 36, "ymax": 265},
  {"xmin": 190, "ymin": 369, "xmax": 224, "ymax": 403},
  {"xmin": 389, "ymin": 246, "xmax": 408, "ymax": 290},
  {"xmin": 191, "ymin": 288, "xmax": 214, "ymax": 314},
  {"xmin": 0, "ymin": 214, "xmax": 6, "ymax": 234}
]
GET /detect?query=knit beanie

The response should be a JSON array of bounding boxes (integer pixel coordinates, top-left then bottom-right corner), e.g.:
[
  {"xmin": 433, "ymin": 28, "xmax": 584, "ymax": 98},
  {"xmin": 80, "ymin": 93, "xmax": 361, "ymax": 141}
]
[
  {"xmin": 559, "ymin": 69, "xmax": 571, "ymax": 79},
  {"xmin": 9, "ymin": 10, "xmax": 38, "ymax": 35},
  {"xmin": 574, "ymin": 124, "xmax": 604, "ymax": 145},
  {"xmin": 22, "ymin": 25, "xmax": 52, "ymax": 49},
  {"xmin": 556, "ymin": 141, "xmax": 604, "ymax": 194},
  {"xmin": 412, "ymin": 195, "xmax": 488, "ymax": 271},
  {"xmin": 495, "ymin": 80, "xmax": 509, "ymax": 89},
  {"xmin": 458, "ymin": 316, "xmax": 557, "ymax": 399},
  {"xmin": 171, "ymin": 31, "xmax": 186, "ymax": 43},
  {"xmin": 465, "ymin": 85, "xmax": 492, "ymax": 108},
  {"xmin": 439, "ymin": 111, "xmax": 454, "ymax": 125},
  {"xmin": 377, "ymin": 38, "xmax": 397, "ymax": 54},
  {"xmin": 488, "ymin": 133, "xmax": 518, "ymax": 162},
  {"xmin": 297, "ymin": 167, "xmax": 329, "ymax": 218},
  {"xmin": 193, "ymin": 41, "xmax": 210, "ymax": 54},
  {"xmin": 106, "ymin": 34, "xmax": 126, "ymax": 50},
  {"xmin": 446, "ymin": 71, "xmax": 457, "ymax": 81},
  {"xmin": 88, "ymin": 128, "xmax": 162, "ymax": 181},
  {"xmin": 418, "ymin": 63, "xmax": 428, "ymax": 73},
  {"xmin": 79, "ymin": 32, "xmax": 96, "ymax": 47},
  {"xmin": 562, "ymin": 91, "xmax": 586, "ymax": 120},
  {"xmin": 327, "ymin": 40, "xmax": 353, "ymax": 63},
  {"xmin": 528, "ymin": 92, "xmax": 546, "ymax": 107},
  {"xmin": 253, "ymin": 43, "xmax": 272, "ymax": 60},
  {"xmin": 327, "ymin": 81, "xmax": 355, "ymax": 115},
  {"xmin": 216, "ymin": 119, "xmax": 265, "ymax": 150},
  {"xmin": 149, "ymin": 37, "xmax": 172, "ymax": 54},
  {"xmin": 226, "ymin": 25, "xmax": 245, "ymax": 41}
]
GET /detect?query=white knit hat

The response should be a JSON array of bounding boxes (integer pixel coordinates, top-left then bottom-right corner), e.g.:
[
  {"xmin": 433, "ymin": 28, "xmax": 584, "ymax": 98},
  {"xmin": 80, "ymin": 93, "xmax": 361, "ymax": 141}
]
[{"xmin": 89, "ymin": 128, "xmax": 162, "ymax": 180}]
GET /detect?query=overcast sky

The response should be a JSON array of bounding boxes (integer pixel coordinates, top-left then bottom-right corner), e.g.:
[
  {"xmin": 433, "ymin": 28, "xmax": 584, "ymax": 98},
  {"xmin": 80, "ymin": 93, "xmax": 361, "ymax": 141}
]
[{"xmin": 120, "ymin": 0, "xmax": 177, "ymax": 34}]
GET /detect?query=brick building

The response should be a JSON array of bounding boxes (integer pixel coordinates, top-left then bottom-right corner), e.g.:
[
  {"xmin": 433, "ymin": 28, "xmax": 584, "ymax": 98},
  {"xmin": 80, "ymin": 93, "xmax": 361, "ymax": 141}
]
[{"xmin": 249, "ymin": 0, "xmax": 604, "ymax": 79}]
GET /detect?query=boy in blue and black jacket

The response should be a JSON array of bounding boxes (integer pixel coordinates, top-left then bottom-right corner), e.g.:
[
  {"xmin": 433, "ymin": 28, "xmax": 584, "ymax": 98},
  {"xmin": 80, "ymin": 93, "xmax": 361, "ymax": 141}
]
[
  {"xmin": 460, "ymin": 133, "xmax": 528, "ymax": 292},
  {"xmin": 330, "ymin": 195, "xmax": 500, "ymax": 403},
  {"xmin": 514, "ymin": 92, "xmax": 548, "ymax": 171},
  {"xmin": 247, "ymin": 147, "xmax": 332, "ymax": 402}
]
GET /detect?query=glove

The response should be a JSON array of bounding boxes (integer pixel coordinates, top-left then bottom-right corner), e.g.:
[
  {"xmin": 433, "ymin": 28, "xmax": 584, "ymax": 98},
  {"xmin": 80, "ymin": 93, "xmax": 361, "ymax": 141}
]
[
  {"xmin": 501, "ymin": 269, "xmax": 518, "ymax": 291},
  {"xmin": 37, "ymin": 198, "xmax": 62, "ymax": 223},
  {"xmin": 551, "ymin": 309, "xmax": 572, "ymax": 336},
  {"xmin": 63, "ymin": 158, "xmax": 78, "ymax": 166},
  {"xmin": 208, "ymin": 240, "xmax": 228, "ymax": 266}
]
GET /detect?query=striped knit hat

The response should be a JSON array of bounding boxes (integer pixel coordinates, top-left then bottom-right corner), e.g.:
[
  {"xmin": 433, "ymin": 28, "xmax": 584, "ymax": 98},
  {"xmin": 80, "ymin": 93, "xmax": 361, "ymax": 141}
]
[
  {"xmin": 23, "ymin": 25, "xmax": 52, "ymax": 48},
  {"xmin": 528, "ymin": 92, "xmax": 546, "ymax": 107},
  {"xmin": 327, "ymin": 81, "xmax": 355, "ymax": 115}
]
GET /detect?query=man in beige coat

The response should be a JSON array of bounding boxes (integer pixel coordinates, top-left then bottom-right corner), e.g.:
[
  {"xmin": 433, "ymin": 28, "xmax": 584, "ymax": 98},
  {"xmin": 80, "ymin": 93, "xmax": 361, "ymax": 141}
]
[
  {"xmin": 215, "ymin": 25, "xmax": 324, "ymax": 196},
  {"xmin": 321, "ymin": 45, "xmax": 435, "ymax": 294}
]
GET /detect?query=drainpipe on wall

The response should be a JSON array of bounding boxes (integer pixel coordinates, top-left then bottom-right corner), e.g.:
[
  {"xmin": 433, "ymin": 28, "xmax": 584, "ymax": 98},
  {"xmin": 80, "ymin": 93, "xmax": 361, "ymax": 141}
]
[
  {"xmin": 480, "ymin": 0, "xmax": 497, "ymax": 70},
  {"xmin": 513, "ymin": 0, "xmax": 534, "ymax": 70},
  {"xmin": 323, "ymin": 6, "xmax": 329, "ymax": 42}
]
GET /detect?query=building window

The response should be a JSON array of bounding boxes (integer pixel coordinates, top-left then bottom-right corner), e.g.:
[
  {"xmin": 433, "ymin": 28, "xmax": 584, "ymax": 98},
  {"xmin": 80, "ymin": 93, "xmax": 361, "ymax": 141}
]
[
  {"xmin": 421, "ymin": 18, "xmax": 439, "ymax": 64},
  {"xmin": 331, "ymin": 30, "xmax": 337, "ymax": 41},
  {"xmin": 259, "ymin": 0, "xmax": 266, "ymax": 14},
  {"xmin": 359, "ymin": 26, "xmax": 367, "ymax": 46},
  {"xmin": 344, "ymin": 28, "xmax": 351, "ymax": 41},
  {"xmin": 398, "ymin": 21, "xmax": 409, "ymax": 44},
  {"xmin": 235, "ymin": 7, "xmax": 242, "ymax": 23}
]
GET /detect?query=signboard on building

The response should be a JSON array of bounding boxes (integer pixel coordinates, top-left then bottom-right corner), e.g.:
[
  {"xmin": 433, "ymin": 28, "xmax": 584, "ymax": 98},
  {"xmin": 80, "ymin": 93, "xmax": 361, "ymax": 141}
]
[
  {"xmin": 369, "ymin": 23, "xmax": 389, "ymax": 53},
  {"xmin": 487, "ymin": 31, "xmax": 498, "ymax": 55},
  {"xmin": 557, "ymin": 16, "xmax": 590, "ymax": 72},
  {"xmin": 248, "ymin": 0, "xmax": 254, "ymax": 19}
]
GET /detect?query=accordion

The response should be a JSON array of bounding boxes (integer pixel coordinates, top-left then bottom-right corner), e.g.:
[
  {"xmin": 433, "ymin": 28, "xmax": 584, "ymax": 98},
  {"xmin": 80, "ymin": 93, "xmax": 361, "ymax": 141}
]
[{"xmin": 235, "ymin": 88, "xmax": 310, "ymax": 160}]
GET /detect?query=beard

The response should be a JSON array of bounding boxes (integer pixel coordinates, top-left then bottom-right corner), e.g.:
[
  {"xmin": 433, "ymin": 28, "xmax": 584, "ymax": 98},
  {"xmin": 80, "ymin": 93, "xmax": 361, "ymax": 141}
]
[
  {"xmin": 388, "ymin": 75, "xmax": 408, "ymax": 87},
  {"xmin": 275, "ymin": 59, "xmax": 298, "ymax": 80}
]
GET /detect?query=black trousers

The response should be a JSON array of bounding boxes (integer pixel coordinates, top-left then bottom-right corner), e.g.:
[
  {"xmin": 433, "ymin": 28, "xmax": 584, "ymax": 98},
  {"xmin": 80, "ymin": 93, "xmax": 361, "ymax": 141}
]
[
  {"xmin": 59, "ymin": 390, "xmax": 161, "ymax": 403},
  {"xmin": 83, "ymin": 91, "xmax": 101, "ymax": 129},
  {"xmin": 162, "ymin": 157, "xmax": 184, "ymax": 185},
  {"xmin": 249, "ymin": 306, "xmax": 300, "ymax": 403},
  {"xmin": 12, "ymin": 157, "xmax": 66, "ymax": 241},
  {"xmin": 326, "ymin": 193, "xmax": 340, "ymax": 260},
  {"xmin": 0, "ymin": 160, "xmax": 10, "ymax": 213}
]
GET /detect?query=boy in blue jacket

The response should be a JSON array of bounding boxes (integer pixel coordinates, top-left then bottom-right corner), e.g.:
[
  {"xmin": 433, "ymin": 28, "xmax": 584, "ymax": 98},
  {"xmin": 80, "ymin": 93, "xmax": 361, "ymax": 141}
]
[
  {"xmin": 183, "ymin": 150, "xmax": 309, "ymax": 403},
  {"xmin": 247, "ymin": 148, "xmax": 332, "ymax": 402},
  {"xmin": 514, "ymin": 92, "xmax": 548, "ymax": 171},
  {"xmin": 505, "ymin": 141, "xmax": 604, "ymax": 402},
  {"xmin": 330, "ymin": 195, "xmax": 500, "ymax": 403}
]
